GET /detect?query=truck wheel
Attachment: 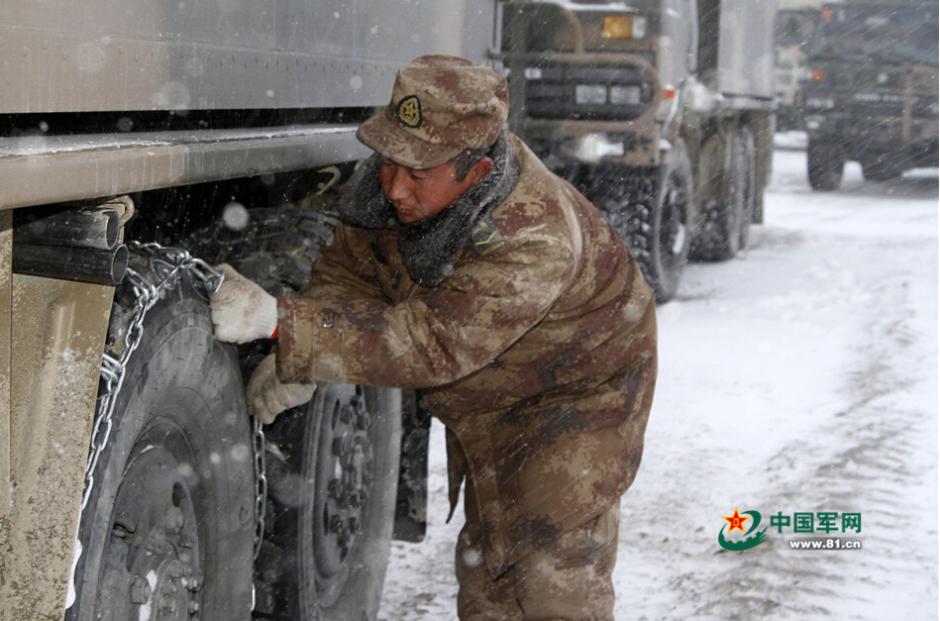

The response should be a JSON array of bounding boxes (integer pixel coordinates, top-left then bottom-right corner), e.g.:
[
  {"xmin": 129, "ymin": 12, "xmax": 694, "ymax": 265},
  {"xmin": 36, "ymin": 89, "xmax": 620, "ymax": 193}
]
[
  {"xmin": 644, "ymin": 141, "xmax": 694, "ymax": 302},
  {"xmin": 691, "ymin": 127, "xmax": 752, "ymax": 261},
  {"xmin": 861, "ymin": 156, "xmax": 903, "ymax": 182},
  {"xmin": 587, "ymin": 144, "xmax": 692, "ymax": 303},
  {"xmin": 188, "ymin": 204, "xmax": 402, "ymax": 620},
  {"xmin": 262, "ymin": 386, "xmax": 402, "ymax": 620},
  {"xmin": 807, "ymin": 137, "xmax": 844, "ymax": 191},
  {"xmin": 68, "ymin": 273, "xmax": 256, "ymax": 620}
]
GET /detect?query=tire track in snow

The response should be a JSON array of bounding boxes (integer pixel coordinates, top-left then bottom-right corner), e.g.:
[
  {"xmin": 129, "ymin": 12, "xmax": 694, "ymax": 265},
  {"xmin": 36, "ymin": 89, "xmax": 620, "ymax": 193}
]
[{"xmin": 677, "ymin": 238, "xmax": 937, "ymax": 621}]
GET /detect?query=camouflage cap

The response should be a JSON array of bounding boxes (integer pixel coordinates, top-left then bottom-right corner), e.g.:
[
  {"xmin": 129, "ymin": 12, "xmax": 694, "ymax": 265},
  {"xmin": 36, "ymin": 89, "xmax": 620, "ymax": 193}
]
[{"xmin": 356, "ymin": 55, "xmax": 509, "ymax": 169}]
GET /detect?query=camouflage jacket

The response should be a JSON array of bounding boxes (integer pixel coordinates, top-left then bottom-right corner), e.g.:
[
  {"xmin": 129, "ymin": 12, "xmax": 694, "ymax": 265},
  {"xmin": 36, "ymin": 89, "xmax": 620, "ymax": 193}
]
[{"xmin": 276, "ymin": 134, "xmax": 657, "ymax": 577}]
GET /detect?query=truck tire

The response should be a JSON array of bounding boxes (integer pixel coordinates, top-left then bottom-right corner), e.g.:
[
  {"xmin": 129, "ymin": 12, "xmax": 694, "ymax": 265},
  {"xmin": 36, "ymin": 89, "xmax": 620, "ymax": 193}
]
[
  {"xmin": 807, "ymin": 137, "xmax": 844, "ymax": 191},
  {"xmin": 188, "ymin": 204, "xmax": 402, "ymax": 621},
  {"xmin": 587, "ymin": 143, "xmax": 692, "ymax": 303},
  {"xmin": 262, "ymin": 386, "xmax": 402, "ymax": 620},
  {"xmin": 691, "ymin": 126, "xmax": 753, "ymax": 262},
  {"xmin": 68, "ymin": 273, "xmax": 256, "ymax": 620}
]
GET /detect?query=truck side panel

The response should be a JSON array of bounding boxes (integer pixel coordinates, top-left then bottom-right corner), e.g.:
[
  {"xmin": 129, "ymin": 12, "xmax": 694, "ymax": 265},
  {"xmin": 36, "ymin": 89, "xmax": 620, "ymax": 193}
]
[
  {"xmin": 1, "ymin": 0, "xmax": 497, "ymax": 114},
  {"xmin": 659, "ymin": 0, "xmax": 698, "ymax": 90},
  {"xmin": 717, "ymin": 0, "xmax": 775, "ymax": 99},
  {"xmin": 1, "ymin": 1, "xmax": 499, "ymax": 210},
  {"xmin": 0, "ymin": 213, "xmax": 10, "ymax": 516}
]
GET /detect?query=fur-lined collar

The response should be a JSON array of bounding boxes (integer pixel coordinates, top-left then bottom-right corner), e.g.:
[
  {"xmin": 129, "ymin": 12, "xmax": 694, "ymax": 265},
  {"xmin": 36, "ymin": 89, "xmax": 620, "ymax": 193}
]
[{"xmin": 337, "ymin": 132, "xmax": 519, "ymax": 288}]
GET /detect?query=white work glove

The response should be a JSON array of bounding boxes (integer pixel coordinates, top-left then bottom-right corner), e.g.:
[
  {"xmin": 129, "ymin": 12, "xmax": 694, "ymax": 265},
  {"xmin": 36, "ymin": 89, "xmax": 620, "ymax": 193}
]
[
  {"xmin": 210, "ymin": 263, "xmax": 278, "ymax": 343},
  {"xmin": 247, "ymin": 354, "xmax": 317, "ymax": 425}
]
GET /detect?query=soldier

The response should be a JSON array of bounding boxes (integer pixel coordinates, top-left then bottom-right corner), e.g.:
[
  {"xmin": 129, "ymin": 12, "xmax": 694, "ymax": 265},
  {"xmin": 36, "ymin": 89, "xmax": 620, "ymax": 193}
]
[{"xmin": 209, "ymin": 55, "xmax": 657, "ymax": 620}]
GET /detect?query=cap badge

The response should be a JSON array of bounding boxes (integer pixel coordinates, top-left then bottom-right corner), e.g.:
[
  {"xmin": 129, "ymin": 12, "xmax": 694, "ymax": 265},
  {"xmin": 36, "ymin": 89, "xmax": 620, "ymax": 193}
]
[{"xmin": 396, "ymin": 95, "xmax": 422, "ymax": 128}]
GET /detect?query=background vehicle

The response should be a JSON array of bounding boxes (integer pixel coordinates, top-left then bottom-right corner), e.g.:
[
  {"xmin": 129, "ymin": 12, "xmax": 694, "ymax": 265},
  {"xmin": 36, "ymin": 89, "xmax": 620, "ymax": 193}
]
[
  {"xmin": 774, "ymin": 1, "xmax": 823, "ymax": 131},
  {"xmin": 803, "ymin": 1, "xmax": 939, "ymax": 190},
  {"xmin": 0, "ymin": 2, "xmax": 499, "ymax": 619},
  {"xmin": 501, "ymin": 0, "xmax": 776, "ymax": 302}
]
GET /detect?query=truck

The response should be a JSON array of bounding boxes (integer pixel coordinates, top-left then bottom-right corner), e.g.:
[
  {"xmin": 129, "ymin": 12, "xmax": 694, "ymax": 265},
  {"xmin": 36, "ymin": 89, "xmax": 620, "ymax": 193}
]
[
  {"xmin": 802, "ymin": 1, "xmax": 939, "ymax": 190},
  {"xmin": 501, "ymin": 0, "xmax": 776, "ymax": 303},
  {"xmin": 774, "ymin": 0, "xmax": 823, "ymax": 131},
  {"xmin": 0, "ymin": 3, "xmax": 501, "ymax": 620}
]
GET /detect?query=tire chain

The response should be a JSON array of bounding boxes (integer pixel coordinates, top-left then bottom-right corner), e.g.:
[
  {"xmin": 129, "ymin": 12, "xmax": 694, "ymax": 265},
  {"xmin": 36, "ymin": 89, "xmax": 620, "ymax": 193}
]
[
  {"xmin": 184, "ymin": 206, "xmax": 339, "ymax": 566},
  {"xmin": 74, "ymin": 241, "xmax": 269, "ymax": 603}
]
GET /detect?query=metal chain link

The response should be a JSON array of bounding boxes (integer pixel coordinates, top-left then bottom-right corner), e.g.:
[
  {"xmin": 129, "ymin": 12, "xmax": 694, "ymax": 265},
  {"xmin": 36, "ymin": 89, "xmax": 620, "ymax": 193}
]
[
  {"xmin": 252, "ymin": 417, "xmax": 268, "ymax": 559},
  {"xmin": 77, "ymin": 241, "xmax": 268, "ymax": 564}
]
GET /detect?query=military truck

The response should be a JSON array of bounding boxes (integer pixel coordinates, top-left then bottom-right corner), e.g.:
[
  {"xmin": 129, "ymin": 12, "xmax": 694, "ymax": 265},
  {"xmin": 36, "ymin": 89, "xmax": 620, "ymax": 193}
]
[
  {"xmin": 774, "ymin": 1, "xmax": 823, "ymax": 131},
  {"xmin": 802, "ymin": 2, "xmax": 939, "ymax": 190},
  {"xmin": 0, "ymin": 3, "xmax": 500, "ymax": 620},
  {"xmin": 501, "ymin": 0, "xmax": 776, "ymax": 302}
]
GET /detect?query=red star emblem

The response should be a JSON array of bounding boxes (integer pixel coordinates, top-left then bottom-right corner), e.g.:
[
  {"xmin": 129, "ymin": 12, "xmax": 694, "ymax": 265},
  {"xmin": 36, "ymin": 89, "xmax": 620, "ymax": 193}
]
[{"xmin": 724, "ymin": 508, "xmax": 749, "ymax": 533}]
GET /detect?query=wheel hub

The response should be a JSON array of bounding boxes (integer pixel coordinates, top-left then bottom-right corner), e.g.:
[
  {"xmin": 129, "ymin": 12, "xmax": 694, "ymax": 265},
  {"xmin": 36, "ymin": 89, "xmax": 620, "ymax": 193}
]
[
  {"xmin": 100, "ymin": 442, "xmax": 203, "ymax": 620},
  {"xmin": 313, "ymin": 387, "xmax": 375, "ymax": 598}
]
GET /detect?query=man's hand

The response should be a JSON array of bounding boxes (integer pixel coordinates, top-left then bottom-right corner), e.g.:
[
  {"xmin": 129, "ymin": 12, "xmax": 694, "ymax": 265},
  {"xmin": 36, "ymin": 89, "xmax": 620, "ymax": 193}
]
[
  {"xmin": 210, "ymin": 263, "xmax": 278, "ymax": 343},
  {"xmin": 247, "ymin": 353, "xmax": 317, "ymax": 425}
]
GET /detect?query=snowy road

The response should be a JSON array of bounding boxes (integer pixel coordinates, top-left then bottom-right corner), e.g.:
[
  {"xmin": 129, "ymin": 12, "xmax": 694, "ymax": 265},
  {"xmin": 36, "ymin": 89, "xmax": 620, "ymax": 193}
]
[{"xmin": 378, "ymin": 147, "xmax": 939, "ymax": 621}]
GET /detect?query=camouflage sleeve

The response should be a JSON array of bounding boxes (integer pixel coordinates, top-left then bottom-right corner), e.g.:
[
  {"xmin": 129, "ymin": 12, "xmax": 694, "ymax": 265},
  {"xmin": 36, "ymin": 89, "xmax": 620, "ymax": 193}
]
[
  {"xmin": 275, "ymin": 234, "xmax": 575, "ymax": 388},
  {"xmin": 298, "ymin": 222, "xmax": 383, "ymax": 300}
]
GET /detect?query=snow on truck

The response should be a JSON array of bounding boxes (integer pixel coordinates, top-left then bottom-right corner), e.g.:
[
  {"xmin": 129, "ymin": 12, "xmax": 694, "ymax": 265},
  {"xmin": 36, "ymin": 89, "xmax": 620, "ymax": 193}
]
[
  {"xmin": 0, "ymin": 3, "xmax": 501, "ymax": 620},
  {"xmin": 501, "ymin": 0, "xmax": 776, "ymax": 303}
]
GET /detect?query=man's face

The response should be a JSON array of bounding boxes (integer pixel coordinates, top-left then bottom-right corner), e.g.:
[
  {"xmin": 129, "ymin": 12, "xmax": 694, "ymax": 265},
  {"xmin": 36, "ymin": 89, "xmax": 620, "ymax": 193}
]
[{"xmin": 378, "ymin": 158, "xmax": 483, "ymax": 224}]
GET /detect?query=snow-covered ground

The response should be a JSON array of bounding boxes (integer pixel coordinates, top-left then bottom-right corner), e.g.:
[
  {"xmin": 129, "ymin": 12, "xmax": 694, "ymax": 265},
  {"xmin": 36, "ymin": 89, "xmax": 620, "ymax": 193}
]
[
  {"xmin": 378, "ymin": 148, "xmax": 939, "ymax": 621},
  {"xmin": 773, "ymin": 130, "xmax": 808, "ymax": 151}
]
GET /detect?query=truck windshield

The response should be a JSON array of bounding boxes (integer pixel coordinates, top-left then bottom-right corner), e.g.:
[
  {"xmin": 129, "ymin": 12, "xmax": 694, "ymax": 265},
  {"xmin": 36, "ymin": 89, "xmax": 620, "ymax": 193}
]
[{"xmin": 809, "ymin": 4, "xmax": 938, "ymax": 66}]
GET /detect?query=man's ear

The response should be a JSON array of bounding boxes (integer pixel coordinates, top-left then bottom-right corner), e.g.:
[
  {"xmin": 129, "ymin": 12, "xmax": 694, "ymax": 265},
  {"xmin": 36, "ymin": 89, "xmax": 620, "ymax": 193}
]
[{"xmin": 467, "ymin": 156, "xmax": 494, "ymax": 186}]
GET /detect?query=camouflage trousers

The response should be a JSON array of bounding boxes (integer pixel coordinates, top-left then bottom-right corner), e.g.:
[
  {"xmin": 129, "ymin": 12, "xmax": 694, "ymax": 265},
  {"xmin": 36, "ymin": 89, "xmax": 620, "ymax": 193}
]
[{"xmin": 455, "ymin": 484, "xmax": 620, "ymax": 621}]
